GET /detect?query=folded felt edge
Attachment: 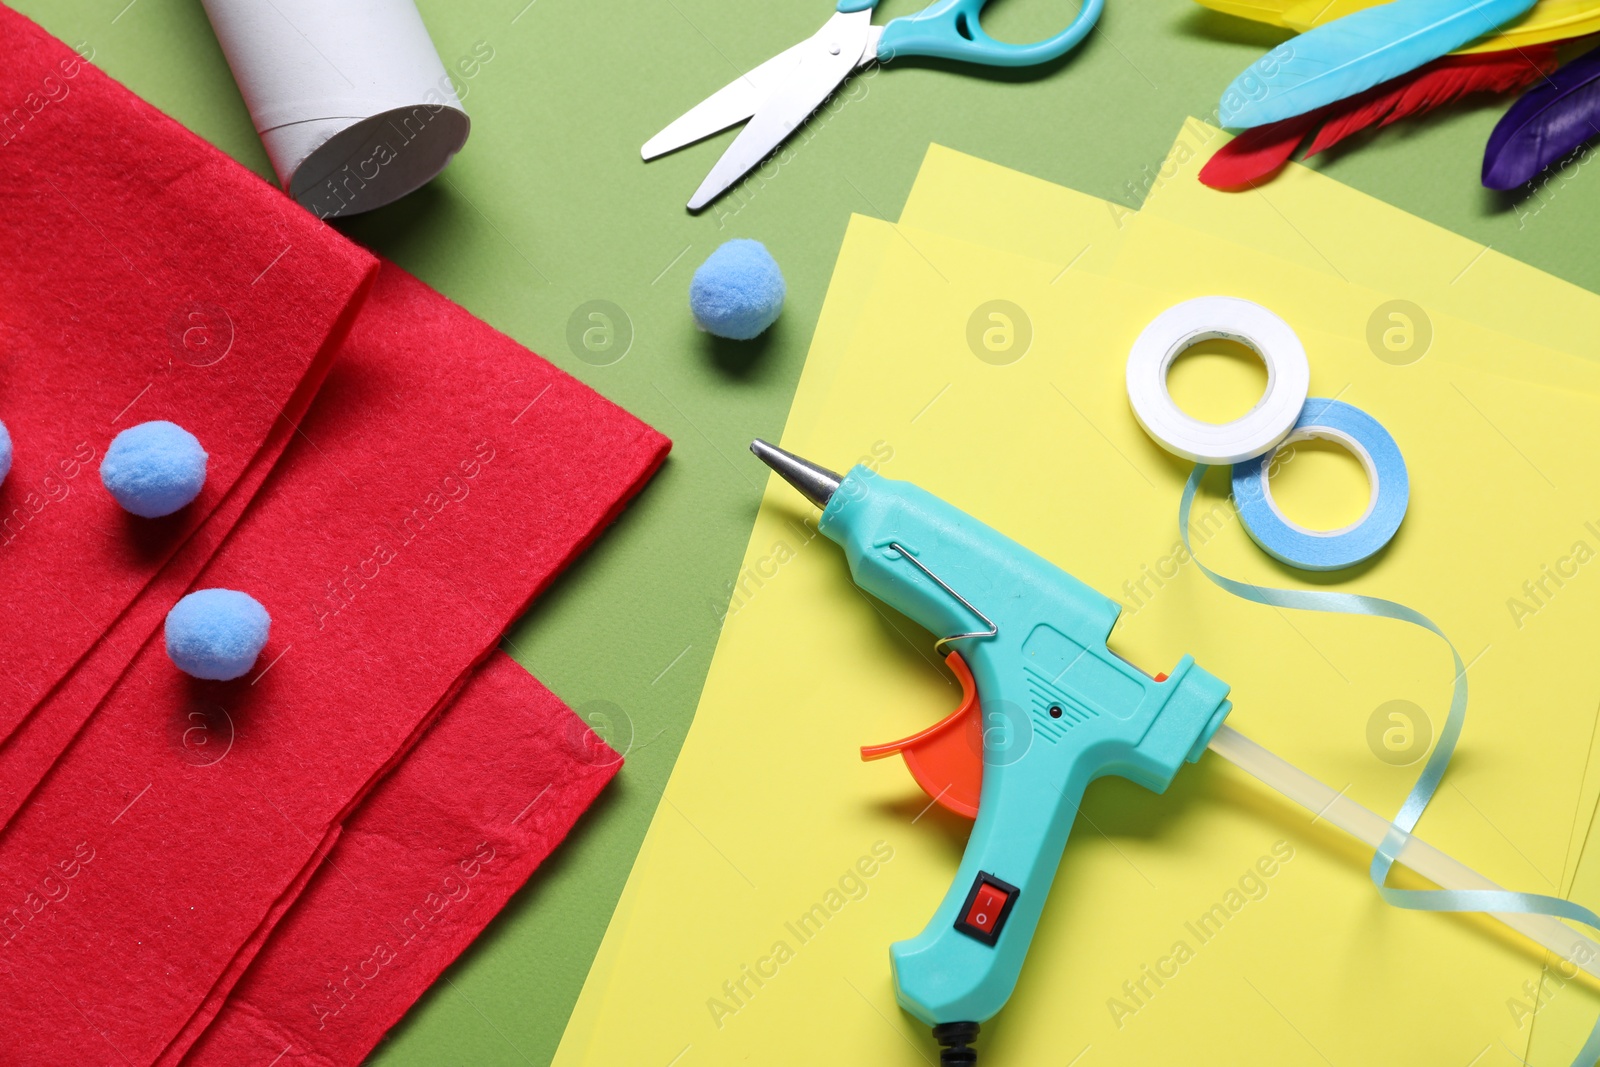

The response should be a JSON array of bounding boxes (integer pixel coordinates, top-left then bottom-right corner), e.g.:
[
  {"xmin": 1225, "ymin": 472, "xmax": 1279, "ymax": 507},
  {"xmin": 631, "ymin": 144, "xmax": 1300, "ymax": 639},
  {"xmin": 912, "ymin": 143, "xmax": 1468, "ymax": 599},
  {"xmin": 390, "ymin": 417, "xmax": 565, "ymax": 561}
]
[
  {"xmin": 151, "ymin": 384, "xmax": 667, "ymax": 1066},
  {"xmin": 326, "ymin": 409, "xmax": 670, "ymax": 833},
  {"xmin": 175, "ymin": 651, "xmax": 621, "ymax": 1067},
  {"xmin": 155, "ymin": 825, "xmax": 346, "ymax": 1067},
  {"xmin": 0, "ymin": 257, "xmax": 379, "ymax": 832},
  {"xmin": 0, "ymin": 4, "xmax": 381, "ymax": 739}
]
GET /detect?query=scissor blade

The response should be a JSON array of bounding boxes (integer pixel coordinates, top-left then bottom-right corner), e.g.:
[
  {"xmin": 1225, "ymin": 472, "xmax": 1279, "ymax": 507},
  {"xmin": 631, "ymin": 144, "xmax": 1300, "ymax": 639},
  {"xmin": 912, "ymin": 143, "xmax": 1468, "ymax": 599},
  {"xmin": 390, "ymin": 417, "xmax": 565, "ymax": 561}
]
[
  {"xmin": 687, "ymin": 12, "xmax": 871, "ymax": 211},
  {"xmin": 642, "ymin": 39, "xmax": 812, "ymax": 161}
]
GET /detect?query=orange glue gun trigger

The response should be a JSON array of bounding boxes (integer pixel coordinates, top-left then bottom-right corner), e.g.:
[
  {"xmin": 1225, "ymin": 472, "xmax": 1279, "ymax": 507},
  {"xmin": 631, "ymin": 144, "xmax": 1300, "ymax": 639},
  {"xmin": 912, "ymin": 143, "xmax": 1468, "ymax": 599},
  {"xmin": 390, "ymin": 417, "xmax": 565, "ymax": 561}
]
[{"xmin": 860, "ymin": 652, "xmax": 984, "ymax": 820}]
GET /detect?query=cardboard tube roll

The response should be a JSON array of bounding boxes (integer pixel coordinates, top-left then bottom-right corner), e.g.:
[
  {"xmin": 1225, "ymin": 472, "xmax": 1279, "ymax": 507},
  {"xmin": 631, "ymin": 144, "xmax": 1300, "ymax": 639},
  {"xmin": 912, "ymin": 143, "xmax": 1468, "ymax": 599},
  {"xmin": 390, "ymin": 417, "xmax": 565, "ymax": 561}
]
[{"xmin": 202, "ymin": 0, "xmax": 470, "ymax": 218}]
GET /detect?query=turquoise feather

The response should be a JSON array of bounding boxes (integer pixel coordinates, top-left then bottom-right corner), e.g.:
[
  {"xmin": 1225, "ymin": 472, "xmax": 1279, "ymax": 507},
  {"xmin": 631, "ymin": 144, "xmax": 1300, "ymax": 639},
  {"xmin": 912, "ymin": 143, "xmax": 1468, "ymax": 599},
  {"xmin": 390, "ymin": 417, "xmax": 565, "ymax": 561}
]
[{"xmin": 1218, "ymin": 0, "xmax": 1537, "ymax": 128}]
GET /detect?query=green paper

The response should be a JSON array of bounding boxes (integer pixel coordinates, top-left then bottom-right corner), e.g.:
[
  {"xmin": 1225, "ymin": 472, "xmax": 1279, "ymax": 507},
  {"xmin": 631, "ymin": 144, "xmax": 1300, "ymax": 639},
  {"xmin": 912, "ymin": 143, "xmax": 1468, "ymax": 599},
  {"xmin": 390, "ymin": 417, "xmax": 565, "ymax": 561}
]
[{"xmin": 18, "ymin": 0, "xmax": 1600, "ymax": 1063}]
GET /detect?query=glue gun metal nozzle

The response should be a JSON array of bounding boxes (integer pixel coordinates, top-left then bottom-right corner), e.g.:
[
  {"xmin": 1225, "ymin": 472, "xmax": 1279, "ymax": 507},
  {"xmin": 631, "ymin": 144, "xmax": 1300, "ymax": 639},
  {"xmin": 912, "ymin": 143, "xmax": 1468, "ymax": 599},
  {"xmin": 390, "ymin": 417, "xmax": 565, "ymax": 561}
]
[{"xmin": 750, "ymin": 440, "xmax": 841, "ymax": 509}]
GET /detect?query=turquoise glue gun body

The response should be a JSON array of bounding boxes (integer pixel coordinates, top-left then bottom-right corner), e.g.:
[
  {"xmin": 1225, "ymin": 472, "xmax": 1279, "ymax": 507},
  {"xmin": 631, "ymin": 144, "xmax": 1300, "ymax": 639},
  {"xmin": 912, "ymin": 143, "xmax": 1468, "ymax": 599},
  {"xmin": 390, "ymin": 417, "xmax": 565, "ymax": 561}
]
[{"xmin": 752, "ymin": 442, "xmax": 1233, "ymax": 1063}]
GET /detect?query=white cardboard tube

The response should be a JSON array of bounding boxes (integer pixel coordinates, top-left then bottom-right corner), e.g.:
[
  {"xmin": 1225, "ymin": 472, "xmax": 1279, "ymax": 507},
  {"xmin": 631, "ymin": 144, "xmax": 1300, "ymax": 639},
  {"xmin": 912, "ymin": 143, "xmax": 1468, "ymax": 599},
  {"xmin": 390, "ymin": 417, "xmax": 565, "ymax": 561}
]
[{"xmin": 202, "ymin": 0, "xmax": 471, "ymax": 218}]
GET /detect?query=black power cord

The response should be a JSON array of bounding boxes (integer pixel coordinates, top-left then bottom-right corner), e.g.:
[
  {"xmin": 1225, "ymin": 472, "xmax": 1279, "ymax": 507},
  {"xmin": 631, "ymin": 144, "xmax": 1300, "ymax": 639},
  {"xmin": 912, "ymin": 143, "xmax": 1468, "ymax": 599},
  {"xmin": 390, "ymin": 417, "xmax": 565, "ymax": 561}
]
[{"xmin": 933, "ymin": 1021, "xmax": 981, "ymax": 1066}]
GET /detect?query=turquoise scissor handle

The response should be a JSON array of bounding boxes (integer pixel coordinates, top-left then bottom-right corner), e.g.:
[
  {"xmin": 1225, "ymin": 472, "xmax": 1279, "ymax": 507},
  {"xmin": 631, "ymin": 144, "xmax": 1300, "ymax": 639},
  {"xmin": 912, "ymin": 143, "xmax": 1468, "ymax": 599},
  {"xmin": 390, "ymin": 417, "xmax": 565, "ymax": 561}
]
[{"xmin": 838, "ymin": 0, "xmax": 1104, "ymax": 67}]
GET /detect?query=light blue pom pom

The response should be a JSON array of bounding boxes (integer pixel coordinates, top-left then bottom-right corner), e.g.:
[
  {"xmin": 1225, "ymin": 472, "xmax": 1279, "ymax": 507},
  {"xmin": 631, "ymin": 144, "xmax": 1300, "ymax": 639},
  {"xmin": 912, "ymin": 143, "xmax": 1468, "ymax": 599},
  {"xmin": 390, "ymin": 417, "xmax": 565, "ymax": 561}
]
[
  {"xmin": 165, "ymin": 588, "xmax": 271, "ymax": 681},
  {"xmin": 100, "ymin": 420, "xmax": 208, "ymax": 518},
  {"xmin": 689, "ymin": 239, "xmax": 786, "ymax": 341},
  {"xmin": 0, "ymin": 419, "xmax": 11, "ymax": 487}
]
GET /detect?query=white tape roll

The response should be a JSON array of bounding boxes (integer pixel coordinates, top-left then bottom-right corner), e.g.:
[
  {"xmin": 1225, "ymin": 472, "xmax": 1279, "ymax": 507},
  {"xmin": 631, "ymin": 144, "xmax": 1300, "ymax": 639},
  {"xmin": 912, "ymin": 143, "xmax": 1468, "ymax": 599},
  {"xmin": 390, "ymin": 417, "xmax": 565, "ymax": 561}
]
[{"xmin": 1126, "ymin": 297, "xmax": 1310, "ymax": 464}]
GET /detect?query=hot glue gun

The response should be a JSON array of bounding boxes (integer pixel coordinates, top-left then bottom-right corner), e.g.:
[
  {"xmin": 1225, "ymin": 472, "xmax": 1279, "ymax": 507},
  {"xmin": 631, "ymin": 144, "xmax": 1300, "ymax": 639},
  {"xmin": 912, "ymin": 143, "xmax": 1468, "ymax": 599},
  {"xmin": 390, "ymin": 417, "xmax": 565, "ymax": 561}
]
[{"xmin": 750, "ymin": 439, "xmax": 1600, "ymax": 1066}]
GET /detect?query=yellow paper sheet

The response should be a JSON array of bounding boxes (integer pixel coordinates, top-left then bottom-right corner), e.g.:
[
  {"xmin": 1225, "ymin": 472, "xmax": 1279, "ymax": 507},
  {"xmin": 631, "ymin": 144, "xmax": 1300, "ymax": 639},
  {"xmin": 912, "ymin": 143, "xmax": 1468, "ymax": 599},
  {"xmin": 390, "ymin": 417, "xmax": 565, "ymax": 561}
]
[
  {"xmin": 1541, "ymin": 800, "xmax": 1600, "ymax": 1060},
  {"xmin": 1132, "ymin": 139, "xmax": 1600, "ymax": 935},
  {"xmin": 900, "ymin": 141, "xmax": 1600, "ymax": 1062},
  {"xmin": 897, "ymin": 144, "xmax": 1129, "ymax": 279},
  {"xmin": 901, "ymin": 142, "xmax": 1600, "ymax": 399},
  {"xmin": 1137, "ymin": 122, "xmax": 1600, "ymax": 375},
  {"xmin": 556, "ymin": 218, "xmax": 1600, "ymax": 1065},
  {"xmin": 899, "ymin": 138, "xmax": 1600, "ymax": 905}
]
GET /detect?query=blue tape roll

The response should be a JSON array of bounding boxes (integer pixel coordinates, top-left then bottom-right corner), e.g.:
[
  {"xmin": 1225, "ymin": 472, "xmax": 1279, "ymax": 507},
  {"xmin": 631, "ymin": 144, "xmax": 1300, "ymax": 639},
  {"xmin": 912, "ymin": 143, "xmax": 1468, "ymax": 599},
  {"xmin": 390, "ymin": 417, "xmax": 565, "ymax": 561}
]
[{"xmin": 1231, "ymin": 398, "xmax": 1408, "ymax": 571}]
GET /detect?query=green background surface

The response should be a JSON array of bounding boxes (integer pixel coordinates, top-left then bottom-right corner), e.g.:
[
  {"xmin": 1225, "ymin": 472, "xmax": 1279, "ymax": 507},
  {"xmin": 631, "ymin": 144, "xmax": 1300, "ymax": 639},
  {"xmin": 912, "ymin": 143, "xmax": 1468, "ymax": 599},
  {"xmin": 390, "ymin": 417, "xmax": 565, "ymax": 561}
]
[{"xmin": 20, "ymin": 0, "xmax": 1600, "ymax": 1062}]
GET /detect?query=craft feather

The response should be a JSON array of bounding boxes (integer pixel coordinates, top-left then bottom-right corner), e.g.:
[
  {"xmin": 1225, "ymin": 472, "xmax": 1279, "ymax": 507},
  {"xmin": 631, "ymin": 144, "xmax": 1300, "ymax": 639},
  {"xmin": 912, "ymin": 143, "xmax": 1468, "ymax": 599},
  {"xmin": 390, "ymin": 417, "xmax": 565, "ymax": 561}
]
[
  {"xmin": 1291, "ymin": 0, "xmax": 1600, "ymax": 54},
  {"xmin": 1219, "ymin": 0, "xmax": 1538, "ymax": 128},
  {"xmin": 1199, "ymin": 112, "xmax": 1323, "ymax": 188},
  {"xmin": 1283, "ymin": 0, "xmax": 1376, "ymax": 28},
  {"xmin": 1193, "ymin": 0, "xmax": 1299, "ymax": 26},
  {"xmin": 1202, "ymin": 0, "xmax": 1600, "ymax": 54},
  {"xmin": 1483, "ymin": 42, "xmax": 1600, "ymax": 189},
  {"xmin": 1202, "ymin": 47, "xmax": 1556, "ymax": 188}
]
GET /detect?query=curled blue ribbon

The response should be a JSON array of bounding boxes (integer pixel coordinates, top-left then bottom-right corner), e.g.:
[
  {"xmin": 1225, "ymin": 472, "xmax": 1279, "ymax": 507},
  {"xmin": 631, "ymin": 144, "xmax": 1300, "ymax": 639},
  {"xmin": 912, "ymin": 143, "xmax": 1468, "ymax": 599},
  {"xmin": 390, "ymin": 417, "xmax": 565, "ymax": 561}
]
[{"xmin": 1181, "ymin": 465, "xmax": 1600, "ymax": 1066}]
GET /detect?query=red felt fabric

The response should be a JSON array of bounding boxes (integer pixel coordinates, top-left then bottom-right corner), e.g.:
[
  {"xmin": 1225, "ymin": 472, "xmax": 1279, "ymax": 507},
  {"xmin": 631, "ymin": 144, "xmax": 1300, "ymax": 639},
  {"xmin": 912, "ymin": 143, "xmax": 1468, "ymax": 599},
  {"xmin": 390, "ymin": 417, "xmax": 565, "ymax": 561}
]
[
  {"xmin": 158, "ymin": 821, "xmax": 344, "ymax": 1067},
  {"xmin": 0, "ymin": 4, "xmax": 376, "ymax": 739},
  {"xmin": 163, "ymin": 823, "xmax": 344, "ymax": 1067},
  {"xmin": 176, "ymin": 651, "xmax": 618, "ymax": 1067},
  {"xmin": 0, "ymin": 261, "xmax": 669, "ymax": 1065},
  {"xmin": 0, "ymin": 293, "xmax": 369, "ymax": 831}
]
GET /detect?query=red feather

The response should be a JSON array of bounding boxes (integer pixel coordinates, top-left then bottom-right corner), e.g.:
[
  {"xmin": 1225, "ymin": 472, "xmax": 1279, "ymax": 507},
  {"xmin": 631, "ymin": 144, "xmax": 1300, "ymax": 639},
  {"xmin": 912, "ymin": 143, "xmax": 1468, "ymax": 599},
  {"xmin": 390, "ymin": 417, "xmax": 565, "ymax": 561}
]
[
  {"xmin": 1197, "ymin": 110, "xmax": 1324, "ymax": 189},
  {"xmin": 1200, "ymin": 45, "xmax": 1559, "ymax": 190},
  {"xmin": 1303, "ymin": 47, "xmax": 1558, "ymax": 157}
]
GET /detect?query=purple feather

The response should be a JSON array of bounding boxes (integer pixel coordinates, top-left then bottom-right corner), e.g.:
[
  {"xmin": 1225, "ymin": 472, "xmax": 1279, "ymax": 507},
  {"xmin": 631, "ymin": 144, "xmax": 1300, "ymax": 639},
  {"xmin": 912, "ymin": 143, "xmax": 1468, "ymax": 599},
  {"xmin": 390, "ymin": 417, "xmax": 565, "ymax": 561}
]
[{"xmin": 1483, "ymin": 44, "xmax": 1600, "ymax": 190}]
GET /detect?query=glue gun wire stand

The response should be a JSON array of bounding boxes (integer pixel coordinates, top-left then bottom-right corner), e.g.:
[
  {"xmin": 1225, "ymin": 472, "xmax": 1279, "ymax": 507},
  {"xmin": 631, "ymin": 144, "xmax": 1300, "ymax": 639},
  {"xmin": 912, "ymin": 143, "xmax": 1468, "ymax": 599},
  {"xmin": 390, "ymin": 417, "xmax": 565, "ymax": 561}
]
[{"xmin": 751, "ymin": 439, "xmax": 1600, "ymax": 1064}]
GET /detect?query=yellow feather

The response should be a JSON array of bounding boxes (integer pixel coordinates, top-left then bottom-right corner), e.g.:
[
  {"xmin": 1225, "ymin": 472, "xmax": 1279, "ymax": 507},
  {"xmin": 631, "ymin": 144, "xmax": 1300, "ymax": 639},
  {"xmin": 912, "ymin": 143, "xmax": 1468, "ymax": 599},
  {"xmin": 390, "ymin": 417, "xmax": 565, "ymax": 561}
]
[
  {"xmin": 1281, "ymin": 0, "xmax": 1380, "ymax": 30},
  {"xmin": 1456, "ymin": 1, "xmax": 1600, "ymax": 50},
  {"xmin": 1191, "ymin": 0, "xmax": 1303, "ymax": 28}
]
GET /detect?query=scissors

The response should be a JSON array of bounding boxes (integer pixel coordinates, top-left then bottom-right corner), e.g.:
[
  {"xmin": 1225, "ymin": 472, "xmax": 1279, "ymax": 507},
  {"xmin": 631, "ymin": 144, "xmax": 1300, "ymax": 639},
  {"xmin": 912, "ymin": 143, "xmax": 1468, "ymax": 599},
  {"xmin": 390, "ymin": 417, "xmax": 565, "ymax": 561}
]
[{"xmin": 643, "ymin": 0, "xmax": 1105, "ymax": 211}]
